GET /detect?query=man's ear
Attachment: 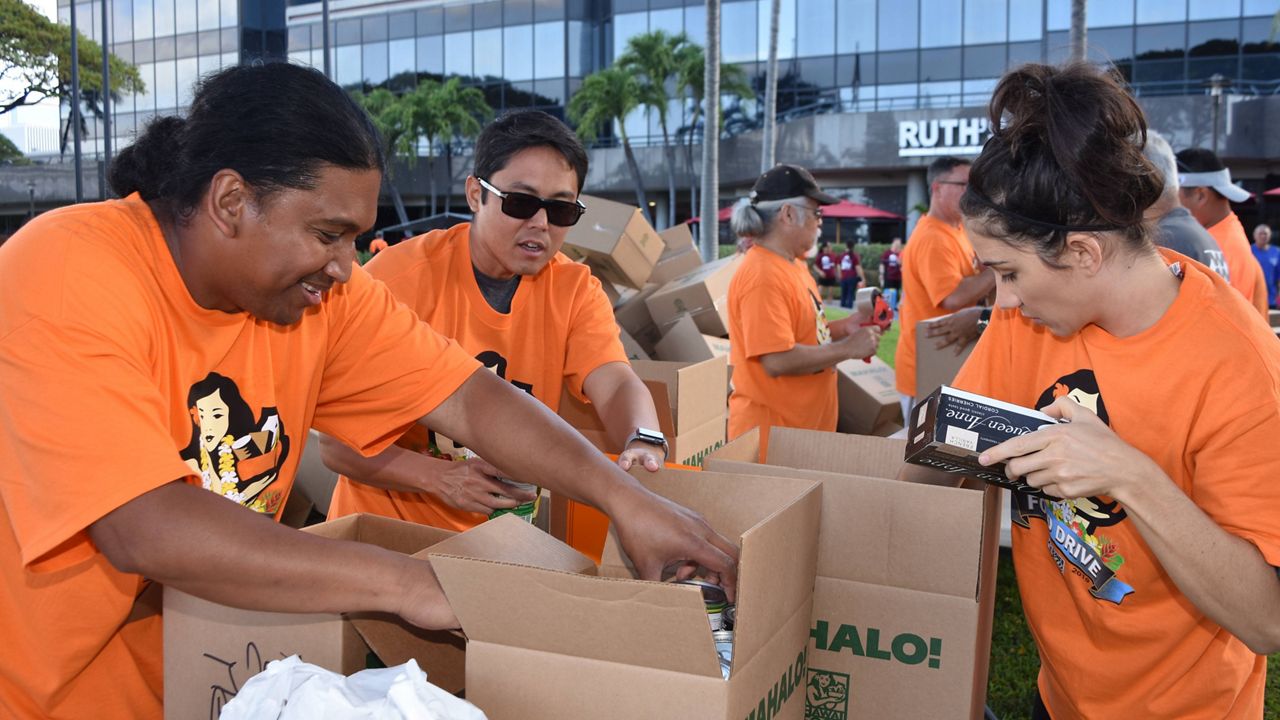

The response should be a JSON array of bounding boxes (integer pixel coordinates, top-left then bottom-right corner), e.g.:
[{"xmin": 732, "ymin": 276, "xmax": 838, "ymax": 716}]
[
  {"xmin": 465, "ymin": 176, "xmax": 482, "ymax": 213},
  {"xmin": 205, "ymin": 169, "xmax": 250, "ymax": 238}
]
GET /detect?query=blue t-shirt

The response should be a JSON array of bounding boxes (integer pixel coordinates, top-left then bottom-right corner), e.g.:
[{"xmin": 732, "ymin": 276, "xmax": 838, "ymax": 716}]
[{"xmin": 1252, "ymin": 244, "xmax": 1280, "ymax": 308}]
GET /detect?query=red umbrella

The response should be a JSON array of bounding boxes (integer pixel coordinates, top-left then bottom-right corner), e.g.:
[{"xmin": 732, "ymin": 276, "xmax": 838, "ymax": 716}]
[{"xmin": 1265, "ymin": 187, "xmax": 1280, "ymax": 197}]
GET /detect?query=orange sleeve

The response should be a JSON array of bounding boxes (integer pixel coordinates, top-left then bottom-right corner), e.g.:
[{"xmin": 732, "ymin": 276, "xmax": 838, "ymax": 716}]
[
  {"xmin": 312, "ymin": 265, "xmax": 480, "ymax": 456},
  {"xmin": 563, "ymin": 271, "xmax": 629, "ymax": 400},
  {"xmin": 915, "ymin": 231, "xmax": 971, "ymax": 309},
  {"xmin": 733, "ymin": 269, "xmax": 805, "ymax": 360},
  {"xmin": 0, "ymin": 260, "xmax": 194, "ymax": 568},
  {"xmin": 1252, "ymin": 262, "xmax": 1268, "ymax": 316},
  {"xmin": 1188, "ymin": 398, "xmax": 1280, "ymax": 567}
]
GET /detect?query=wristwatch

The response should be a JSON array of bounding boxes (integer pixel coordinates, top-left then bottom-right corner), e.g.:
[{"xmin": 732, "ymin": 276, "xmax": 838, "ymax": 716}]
[
  {"xmin": 625, "ymin": 427, "xmax": 669, "ymax": 460},
  {"xmin": 975, "ymin": 307, "xmax": 993, "ymax": 337}
]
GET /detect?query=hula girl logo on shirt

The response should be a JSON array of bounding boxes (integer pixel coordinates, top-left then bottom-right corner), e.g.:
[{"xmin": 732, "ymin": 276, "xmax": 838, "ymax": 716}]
[
  {"xmin": 180, "ymin": 372, "xmax": 291, "ymax": 515},
  {"xmin": 1010, "ymin": 370, "xmax": 1134, "ymax": 604},
  {"xmin": 808, "ymin": 291, "xmax": 832, "ymax": 346}
]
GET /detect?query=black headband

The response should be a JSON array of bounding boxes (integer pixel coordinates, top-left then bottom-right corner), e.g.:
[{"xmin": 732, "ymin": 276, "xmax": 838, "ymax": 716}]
[{"xmin": 966, "ymin": 188, "xmax": 1129, "ymax": 233}]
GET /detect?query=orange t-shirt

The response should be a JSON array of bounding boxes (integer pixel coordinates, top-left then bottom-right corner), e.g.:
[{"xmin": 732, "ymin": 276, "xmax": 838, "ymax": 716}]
[
  {"xmin": 727, "ymin": 246, "xmax": 837, "ymax": 452},
  {"xmin": 0, "ymin": 195, "xmax": 479, "ymax": 719},
  {"xmin": 327, "ymin": 223, "xmax": 627, "ymax": 531},
  {"xmin": 1207, "ymin": 211, "xmax": 1267, "ymax": 314},
  {"xmin": 953, "ymin": 251, "xmax": 1280, "ymax": 720},
  {"xmin": 894, "ymin": 214, "xmax": 980, "ymax": 397}
]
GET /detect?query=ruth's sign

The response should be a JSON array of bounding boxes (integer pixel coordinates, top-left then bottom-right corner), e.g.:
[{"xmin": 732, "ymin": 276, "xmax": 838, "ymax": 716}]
[{"xmin": 897, "ymin": 117, "xmax": 991, "ymax": 157}]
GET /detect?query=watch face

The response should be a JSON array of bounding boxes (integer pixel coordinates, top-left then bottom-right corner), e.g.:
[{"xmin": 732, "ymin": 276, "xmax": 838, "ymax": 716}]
[{"xmin": 636, "ymin": 428, "xmax": 664, "ymax": 441}]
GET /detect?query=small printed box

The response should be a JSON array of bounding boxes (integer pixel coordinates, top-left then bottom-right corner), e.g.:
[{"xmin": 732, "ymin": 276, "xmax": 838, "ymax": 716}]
[{"xmin": 904, "ymin": 385, "xmax": 1056, "ymax": 495}]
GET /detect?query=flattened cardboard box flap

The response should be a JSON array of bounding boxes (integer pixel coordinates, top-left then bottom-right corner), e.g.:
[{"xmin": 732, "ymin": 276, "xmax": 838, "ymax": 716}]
[{"xmin": 302, "ymin": 511, "xmax": 454, "ymax": 553}]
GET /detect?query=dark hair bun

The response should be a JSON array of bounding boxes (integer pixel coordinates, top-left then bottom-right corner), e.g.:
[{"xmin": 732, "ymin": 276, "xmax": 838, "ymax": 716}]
[
  {"xmin": 109, "ymin": 116, "xmax": 186, "ymax": 200},
  {"xmin": 961, "ymin": 63, "xmax": 1163, "ymax": 259}
]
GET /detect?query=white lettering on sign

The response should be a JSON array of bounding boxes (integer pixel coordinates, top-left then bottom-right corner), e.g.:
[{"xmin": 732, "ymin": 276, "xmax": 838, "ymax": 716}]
[{"xmin": 898, "ymin": 117, "xmax": 992, "ymax": 157}]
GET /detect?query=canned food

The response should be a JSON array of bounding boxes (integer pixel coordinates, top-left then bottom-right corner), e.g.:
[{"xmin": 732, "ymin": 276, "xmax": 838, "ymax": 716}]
[
  {"xmin": 675, "ymin": 579, "xmax": 730, "ymax": 631},
  {"xmin": 487, "ymin": 478, "xmax": 540, "ymax": 523},
  {"xmin": 713, "ymin": 629, "xmax": 734, "ymax": 679}
]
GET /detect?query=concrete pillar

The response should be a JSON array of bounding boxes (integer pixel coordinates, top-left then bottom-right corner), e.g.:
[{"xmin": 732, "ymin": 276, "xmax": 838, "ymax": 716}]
[{"xmin": 905, "ymin": 170, "xmax": 928, "ymax": 238}]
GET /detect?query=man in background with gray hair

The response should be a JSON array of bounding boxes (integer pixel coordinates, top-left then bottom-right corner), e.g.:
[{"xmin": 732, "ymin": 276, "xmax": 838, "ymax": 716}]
[{"xmin": 1142, "ymin": 131, "xmax": 1230, "ymax": 280}]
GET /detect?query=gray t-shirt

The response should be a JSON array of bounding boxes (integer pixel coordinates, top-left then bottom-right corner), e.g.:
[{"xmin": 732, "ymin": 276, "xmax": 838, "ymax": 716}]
[
  {"xmin": 1155, "ymin": 207, "xmax": 1230, "ymax": 281},
  {"xmin": 473, "ymin": 265, "xmax": 522, "ymax": 313}
]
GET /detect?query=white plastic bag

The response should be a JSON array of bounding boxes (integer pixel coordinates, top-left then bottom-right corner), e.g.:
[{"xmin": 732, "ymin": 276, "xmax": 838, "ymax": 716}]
[{"xmin": 219, "ymin": 655, "xmax": 487, "ymax": 720}]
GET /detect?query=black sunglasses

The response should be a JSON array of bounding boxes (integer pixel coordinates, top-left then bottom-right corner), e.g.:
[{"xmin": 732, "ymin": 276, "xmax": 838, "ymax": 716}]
[{"xmin": 478, "ymin": 177, "xmax": 587, "ymax": 227}]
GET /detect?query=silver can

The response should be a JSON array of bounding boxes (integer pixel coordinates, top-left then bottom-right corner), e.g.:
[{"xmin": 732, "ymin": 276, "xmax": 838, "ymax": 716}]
[
  {"xmin": 713, "ymin": 629, "xmax": 734, "ymax": 679},
  {"xmin": 675, "ymin": 579, "xmax": 730, "ymax": 631}
]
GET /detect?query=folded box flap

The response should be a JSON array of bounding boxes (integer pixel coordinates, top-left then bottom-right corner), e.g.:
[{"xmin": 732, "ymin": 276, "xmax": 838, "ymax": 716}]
[
  {"xmin": 431, "ymin": 555, "xmax": 723, "ymax": 677},
  {"xmin": 301, "ymin": 513, "xmax": 456, "ymax": 557},
  {"xmin": 704, "ymin": 458, "xmax": 987, "ymax": 598},
  {"xmin": 767, "ymin": 427, "xmax": 904, "ymax": 480},
  {"xmin": 417, "ymin": 513, "xmax": 596, "ymax": 573}
]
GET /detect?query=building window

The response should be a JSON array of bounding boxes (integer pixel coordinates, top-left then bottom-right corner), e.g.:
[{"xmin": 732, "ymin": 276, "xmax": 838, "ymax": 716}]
[
  {"xmin": 878, "ymin": 0, "xmax": 918, "ymax": 52},
  {"xmin": 964, "ymin": 0, "xmax": 1006, "ymax": 46},
  {"xmin": 837, "ymin": 0, "xmax": 876, "ymax": 54},
  {"xmin": 919, "ymin": 0, "xmax": 961, "ymax": 49}
]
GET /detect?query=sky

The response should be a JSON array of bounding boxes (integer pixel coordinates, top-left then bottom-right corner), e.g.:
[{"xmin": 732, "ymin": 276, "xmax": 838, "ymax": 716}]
[{"xmin": 2, "ymin": 0, "xmax": 65, "ymax": 131}]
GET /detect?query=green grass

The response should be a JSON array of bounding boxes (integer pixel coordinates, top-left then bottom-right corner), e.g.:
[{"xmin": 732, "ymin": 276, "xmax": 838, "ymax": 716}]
[{"xmin": 858, "ymin": 323, "xmax": 1280, "ymax": 719}]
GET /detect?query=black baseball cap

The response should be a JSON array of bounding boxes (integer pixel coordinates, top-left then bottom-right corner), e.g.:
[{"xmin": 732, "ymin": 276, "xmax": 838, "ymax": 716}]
[{"xmin": 750, "ymin": 164, "xmax": 840, "ymax": 205}]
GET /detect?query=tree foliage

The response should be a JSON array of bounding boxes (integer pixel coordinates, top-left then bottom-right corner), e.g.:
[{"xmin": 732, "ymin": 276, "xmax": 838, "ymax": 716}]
[{"xmin": 0, "ymin": 0, "xmax": 144, "ymax": 115}]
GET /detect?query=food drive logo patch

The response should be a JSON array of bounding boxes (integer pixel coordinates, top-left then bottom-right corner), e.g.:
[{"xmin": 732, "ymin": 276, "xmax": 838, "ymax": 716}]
[
  {"xmin": 181, "ymin": 372, "xmax": 290, "ymax": 515},
  {"xmin": 1011, "ymin": 370, "xmax": 1134, "ymax": 604}
]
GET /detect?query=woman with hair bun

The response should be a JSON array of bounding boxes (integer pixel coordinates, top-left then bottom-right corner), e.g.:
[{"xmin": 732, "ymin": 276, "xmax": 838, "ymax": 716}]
[
  {"xmin": 953, "ymin": 62, "xmax": 1280, "ymax": 719},
  {"xmin": 0, "ymin": 62, "xmax": 737, "ymax": 718}
]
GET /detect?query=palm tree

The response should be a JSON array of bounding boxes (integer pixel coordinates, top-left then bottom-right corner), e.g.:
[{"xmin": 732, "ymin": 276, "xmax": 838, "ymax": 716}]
[
  {"xmin": 761, "ymin": 0, "xmax": 781, "ymax": 170},
  {"xmin": 617, "ymin": 30, "xmax": 688, "ymax": 228},
  {"xmin": 568, "ymin": 67, "xmax": 652, "ymax": 224},
  {"xmin": 409, "ymin": 77, "xmax": 491, "ymax": 215},
  {"xmin": 352, "ymin": 87, "xmax": 415, "ymax": 225},
  {"xmin": 675, "ymin": 41, "xmax": 752, "ymax": 237},
  {"xmin": 700, "ymin": 0, "xmax": 721, "ymax": 261},
  {"xmin": 1069, "ymin": 0, "xmax": 1087, "ymax": 62}
]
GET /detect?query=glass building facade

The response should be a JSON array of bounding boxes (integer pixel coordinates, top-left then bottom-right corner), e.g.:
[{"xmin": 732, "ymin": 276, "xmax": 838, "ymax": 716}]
[{"xmin": 58, "ymin": 0, "xmax": 1280, "ymax": 154}]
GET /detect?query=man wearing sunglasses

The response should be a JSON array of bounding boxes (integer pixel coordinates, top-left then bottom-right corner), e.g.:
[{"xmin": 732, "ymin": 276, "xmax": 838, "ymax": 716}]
[{"xmin": 320, "ymin": 110, "xmax": 670, "ymax": 535}]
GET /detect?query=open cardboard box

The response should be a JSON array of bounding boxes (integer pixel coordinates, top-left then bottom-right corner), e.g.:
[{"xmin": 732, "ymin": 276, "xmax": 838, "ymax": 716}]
[
  {"xmin": 613, "ymin": 284, "xmax": 664, "ymax": 354},
  {"xmin": 429, "ymin": 468, "xmax": 823, "ymax": 720},
  {"xmin": 835, "ymin": 356, "xmax": 902, "ymax": 436},
  {"xmin": 163, "ymin": 514, "xmax": 467, "ymax": 720},
  {"xmin": 558, "ymin": 355, "xmax": 729, "ymax": 468},
  {"xmin": 650, "ymin": 223, "xmax": 705, "ymax": 286},
  {"xmin": 655, "ymin": 313, "xmax": 732, "ymax": 363},
  {"xmin": 705, "ymin": 427, "xmax": 1001, "ymax": 720},
  {"xmin": 646, "ymin": 253, "xmax": 744, "ymax": 337},
  {"xmin": 563, "ymin": 194, "xmax": 664, "ymax": 289}
]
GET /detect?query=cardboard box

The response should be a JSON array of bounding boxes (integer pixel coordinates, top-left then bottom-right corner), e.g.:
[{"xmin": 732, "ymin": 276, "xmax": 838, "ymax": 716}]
[
  {"xmin": 654, "ymin": 313, "xmax": 731, "ymax": 363},
  {"xmin": 613, "ymin": 283, "xmax": 664, "ymax": 354},
  {"xmin": 557, "ymin": 356, "xmax": 730, "ymax": 466},
  {"xmin": 618, "ymin": 326, "xmax": 651, "ymax": 361},
  {"xmin": 645, "ymin": 253, "xmax": 744, "ymax": 337},
  {"xmin": 705, "ymin": 427, "xmax": 1001, "ymax": 720},
  {"xmin": 563, "ymin": 194, "xmax": 664, "ymax": 289},
  {"xmin": 915, "ymin": 315, "xmax": 977, "ymax": 400},
  {"xmin": 650, "ymin": 224, "xmax": 705, "ymax": 286},
  {"xmin": 835, "ymin": 356, "xmax": 903, "ymax": 435},
  {"xmin": 163, "ymin": 515, "xmax": 466, "ymax": 720},
  {"xmin": 905, "ymin": 385, "xmax": 1055, "ymax": 496},
  {"xmin": 429, "ymin": 469, "xmax": 823, "ymax": 720}
]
